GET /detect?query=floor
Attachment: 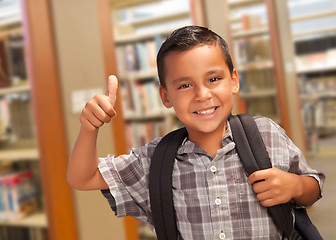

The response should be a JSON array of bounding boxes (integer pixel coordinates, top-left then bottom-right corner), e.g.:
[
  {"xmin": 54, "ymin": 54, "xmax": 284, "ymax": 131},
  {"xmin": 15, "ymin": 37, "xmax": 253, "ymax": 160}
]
[{"xmin": 308, "ymin": 145, "xmax": 336, "ymax": 240}]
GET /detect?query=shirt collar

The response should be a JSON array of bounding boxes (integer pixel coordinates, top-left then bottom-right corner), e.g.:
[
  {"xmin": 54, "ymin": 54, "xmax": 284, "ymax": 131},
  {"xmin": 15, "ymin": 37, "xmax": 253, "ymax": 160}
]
[{"xmin": 177, "ymin": 120, "xmax": 234, "ymax": 155}]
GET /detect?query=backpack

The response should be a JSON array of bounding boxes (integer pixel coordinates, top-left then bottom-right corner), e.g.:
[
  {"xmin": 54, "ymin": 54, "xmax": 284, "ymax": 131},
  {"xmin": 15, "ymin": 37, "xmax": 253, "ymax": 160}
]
[{"xmin": 149, "ymin": 114, "xmax": 322, "ymax": 240}]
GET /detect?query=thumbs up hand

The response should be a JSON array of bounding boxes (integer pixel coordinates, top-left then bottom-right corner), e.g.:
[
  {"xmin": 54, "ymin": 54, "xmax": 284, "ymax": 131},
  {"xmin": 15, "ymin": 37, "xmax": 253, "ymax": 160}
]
[
  {"xmin": 80, "ymin": 75, "xmax": 119, "ymax": 131},
  {"xmin": 106, "ymin": 75, "xmax": 118, "ymax": 106}
]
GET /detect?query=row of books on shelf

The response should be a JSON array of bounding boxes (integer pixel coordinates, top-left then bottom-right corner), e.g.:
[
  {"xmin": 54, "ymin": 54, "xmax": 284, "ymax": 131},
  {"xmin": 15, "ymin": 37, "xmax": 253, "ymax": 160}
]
[
  {"xmin": 238, "ymin": 68, "xmax": 274, "ymax": 93},
  {"xmin": 295, "ymin": 48, "xmax": 336, "ymax": 73},
  {"xmin": 299, "ymin": 75, "xmax": 336, "ymax": 96},
  {"xmin": 0, "ymin": 226, "xmax": 48, "ymax": 240},
  {"xmin": 0, "ymin": 92, "xmax": 35, "ymax": 143},
  {"xmin": 233, "ymin": 35, "xmax": 271, "ymax": 65},
  {"xmin": 0, "ymin": 33, "xmax": 27, "ymax": 88},
  {"xmin": 124, "ymin": 117, "xmax": 182, "ymax": 150},
  {"xmin": 115, "ymin": 35, "xmax": 163, "ymax": 77},
  {"xmin": 120, "ymin": 78, "xmax": 165, "ymax": 119},
  {"xmin": 245, "ymin": 96, "xmax": 278, "ymax": 120},
  {"xmin": 302, "ymin": 99, "xmax": 336, "ymax": 129},
  {"xmin": 0, "ymin": 167, "xmax": 38, "ymax": 223}
]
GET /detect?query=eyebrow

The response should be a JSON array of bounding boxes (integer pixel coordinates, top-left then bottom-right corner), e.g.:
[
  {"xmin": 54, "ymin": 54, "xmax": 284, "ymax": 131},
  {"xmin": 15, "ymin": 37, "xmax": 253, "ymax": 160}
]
[
  {"xmin": 172, "ymin": 77, "xmax": 189, "ymax": 86},
  {"xmin": 206, "ymin": 69, "xmax": 225, "ymax": 76},
  {"xmin": 171, "ymin": 69, "xmax": 226, "ymax": 85}
]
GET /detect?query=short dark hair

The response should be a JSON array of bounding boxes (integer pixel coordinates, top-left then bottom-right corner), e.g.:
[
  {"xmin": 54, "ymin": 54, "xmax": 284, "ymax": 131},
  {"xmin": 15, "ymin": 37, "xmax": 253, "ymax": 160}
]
[{"xmin": 157, "ymin": 25, "xmax": 234, "ymax": 88}]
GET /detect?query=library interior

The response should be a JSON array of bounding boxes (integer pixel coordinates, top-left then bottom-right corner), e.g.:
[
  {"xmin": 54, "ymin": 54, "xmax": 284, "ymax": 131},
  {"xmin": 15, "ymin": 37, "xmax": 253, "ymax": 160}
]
[{"xmin": 0, "ymin": 0, "xmax": 335, "ymax": 239}]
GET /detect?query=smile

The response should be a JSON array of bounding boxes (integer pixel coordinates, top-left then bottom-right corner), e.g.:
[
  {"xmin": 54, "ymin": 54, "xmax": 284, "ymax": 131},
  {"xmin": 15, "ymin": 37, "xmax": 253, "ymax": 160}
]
[{"xmin": 195, "ymin": 107, "xmax": 218, "ymax": 115}]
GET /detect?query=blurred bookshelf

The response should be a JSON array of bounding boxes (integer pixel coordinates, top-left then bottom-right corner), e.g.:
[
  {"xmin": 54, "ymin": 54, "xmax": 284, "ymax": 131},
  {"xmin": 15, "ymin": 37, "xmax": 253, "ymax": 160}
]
[
  {"xmin": 208, "ymin": 0, "xmax": 306, "ymax": 153},
  {"xmin": 227, "ymin": 0, "xmax": 285, "ymax": 125},
  {"xmin": 110, "ymin": 0, "xmax": 195, "ymax": 153},
  {"xmin": 288, "ymin": 0, "xmax": 336, "ymax": 157},
  {"xmin": 0, "ymin": 1, "xmax": 48, "ymax": 239}
]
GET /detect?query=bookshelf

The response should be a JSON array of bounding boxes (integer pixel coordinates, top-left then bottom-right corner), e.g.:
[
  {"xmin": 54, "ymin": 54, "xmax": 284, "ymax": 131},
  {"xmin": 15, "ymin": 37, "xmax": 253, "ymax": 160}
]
[
  {"xmin": 287, "ymin": 0, "xmax": 336, "ymax": 157},
  {"xmin": 0, "ymin": 0, "xmax": 46, "ymax": 236},
  {"xmin": 110, "ymin": 0, "xmax": 197, "ymax": 153},
  {"xmin": 209, "ymin": 0, "xmax": 307, "ymax": 152},
  {"xmin": 1, "ymin": 0, "xmax": 79, "ymax": 239},
  {"xmin": 0, "ymin": 3, "xmax": 48, "ymax": 240},
  {"xmin": 224, "ymin": 1, "xmax": 284, "ymax": 123}
]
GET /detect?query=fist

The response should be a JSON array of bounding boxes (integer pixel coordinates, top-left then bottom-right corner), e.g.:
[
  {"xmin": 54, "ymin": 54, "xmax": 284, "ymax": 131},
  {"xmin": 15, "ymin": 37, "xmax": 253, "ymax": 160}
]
[{"xmin": 80, "ymin": 75, "xmax": 118, "ymax": 131}]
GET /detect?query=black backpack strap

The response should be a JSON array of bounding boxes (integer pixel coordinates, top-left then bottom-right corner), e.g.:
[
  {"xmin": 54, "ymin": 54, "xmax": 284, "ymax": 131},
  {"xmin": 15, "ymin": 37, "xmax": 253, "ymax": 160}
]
[
  {"xmin": 149, "ymin": 127, "xmax": 188, "ymax": 240},
  {"xmin": 229, "ymin": 114, "xmax": 294, "ymax": 239}
]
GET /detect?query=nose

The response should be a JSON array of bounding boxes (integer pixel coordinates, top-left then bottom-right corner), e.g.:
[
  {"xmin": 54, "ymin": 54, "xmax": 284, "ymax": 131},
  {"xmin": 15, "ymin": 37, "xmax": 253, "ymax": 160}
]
[{"xmin": 195, "ymin": 85, "xmax": 212, "ymax": 101}]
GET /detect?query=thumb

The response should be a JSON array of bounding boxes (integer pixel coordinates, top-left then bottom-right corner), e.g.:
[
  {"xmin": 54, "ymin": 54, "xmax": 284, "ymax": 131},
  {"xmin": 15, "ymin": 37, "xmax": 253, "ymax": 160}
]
[{"xmin": 106, "ymin": 75, "xmax": 118, "ymax": 105}]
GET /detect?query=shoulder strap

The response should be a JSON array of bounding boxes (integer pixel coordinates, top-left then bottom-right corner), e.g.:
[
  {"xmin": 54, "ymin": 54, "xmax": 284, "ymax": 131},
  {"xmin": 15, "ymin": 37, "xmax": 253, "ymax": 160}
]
[
  {"xmin": 229, "ymin": 114, "xmax": 294, "ymax": 239},
  {"xmin": 149, "ymin": 127, "xmax": 188, "ymax": 240}
]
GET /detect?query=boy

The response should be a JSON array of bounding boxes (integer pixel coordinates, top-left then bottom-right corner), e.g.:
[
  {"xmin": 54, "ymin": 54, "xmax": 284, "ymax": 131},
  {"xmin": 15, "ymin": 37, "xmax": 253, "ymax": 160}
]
[{"xmin": 68, "ymin": 26, "xmax": 325, "ymax": 239}]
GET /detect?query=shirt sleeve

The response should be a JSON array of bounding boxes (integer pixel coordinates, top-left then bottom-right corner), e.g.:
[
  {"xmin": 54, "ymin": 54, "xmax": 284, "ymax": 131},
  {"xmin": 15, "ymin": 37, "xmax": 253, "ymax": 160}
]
[{"xmin": 98, "ymin": 139, "xmax": 160, "ymax": 223}]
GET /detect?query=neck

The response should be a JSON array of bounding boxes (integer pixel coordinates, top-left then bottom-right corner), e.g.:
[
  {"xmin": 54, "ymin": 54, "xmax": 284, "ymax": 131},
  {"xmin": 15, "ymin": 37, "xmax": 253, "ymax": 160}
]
[{"xmin": 187, "ymin": 125, "xmax": 226, "ymax": 158}]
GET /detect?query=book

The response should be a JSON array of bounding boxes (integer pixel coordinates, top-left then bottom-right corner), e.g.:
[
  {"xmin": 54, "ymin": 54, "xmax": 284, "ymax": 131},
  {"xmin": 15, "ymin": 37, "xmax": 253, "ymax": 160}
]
[
  {"xmin": 0, "ymin": 38, "xmax": 10, "ymax": 88},
  {"xmin": 7, "ymin": 34, "xmax": 27, "ymax": 85},
  {"xmin": 0, "ymin": 170, "xmax": 39, "ymax": 222}
]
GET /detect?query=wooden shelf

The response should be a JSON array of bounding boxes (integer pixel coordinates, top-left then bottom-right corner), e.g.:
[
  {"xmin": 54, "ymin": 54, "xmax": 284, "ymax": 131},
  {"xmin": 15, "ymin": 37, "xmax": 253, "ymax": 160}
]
[
  {"xmin": 296, "ymin": 64, "xmax": 336, "ymax": 74},
  {"xmin": 232, "ymin": 27, "xmax": 268, "ymax": 39},
  {"xmin": 0, "ymin": 147, "xmax": 39, "ymax": 161},
  {"xmin": 291, "ymin": 10, "xmax": 336, "ymax": 23},
  {"xmin": 119, "ymin": 10, "xmax": 189, "ymax": 27},
  {"xmin": 301, "ymin": 92, "xmax": 336, "ymax": 102},
  {"xmin": 115, "ymin": 28, "xmax": 172, "ymax": 43},
  {"xmin": 228, "ymin": 0, "xmax": 263, "ymax": 8},
  {"xmin": 238, "ymin": 60, "xmax": 273, "ymax": 71},
  {"xmin": 123, "ymin": 70, "xmax": 158, "ymax": 81},
  {"xmin": 124, "ymin": 108, "xmax": 175, "ymax": 122},
  {"xmin": 239, "ymin": 88, "xmax": 277, "ymax": 99},
  {"xmin": 293, "ymin": 26, "xmax": 336, "ymax": 39},
  {"xmin": 0, "ymin": 82, "xmax": 30, "ymax": 96},
  {"xmin": 0, "ymin": 212, "xmax": 47, "ymax": 228},
  {"xmin": 0, "ymin": 15, "xmax": 21, "ymax": 28}
]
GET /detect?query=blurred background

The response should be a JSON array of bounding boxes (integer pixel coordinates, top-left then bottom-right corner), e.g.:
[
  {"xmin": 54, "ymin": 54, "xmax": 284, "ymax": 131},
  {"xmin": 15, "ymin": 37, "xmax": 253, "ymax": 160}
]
[{"xmin": 0, "ymin": 0, "xmax": 335, "ymax": 239}]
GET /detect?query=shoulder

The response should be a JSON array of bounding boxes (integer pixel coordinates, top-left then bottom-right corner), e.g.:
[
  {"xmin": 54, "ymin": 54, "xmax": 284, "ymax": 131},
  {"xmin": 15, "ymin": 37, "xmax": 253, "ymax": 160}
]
[
  {"xmin": 253, "ymin": 116, "xmax": 303, "ymax": 170},
  {"xmin": 132, "ymin": 137, "xmax": 162, "ymax": 160},
  {"xmin": 253, "ymin": 116, "xmax": 288, "ymax": 140},
  {"xmin": 252, "ymin": 115, "xmax": 291, "ymax": 152},
  {"xmin": 253, "ymin": 116, "xmax": 283, "ymax": 132}
]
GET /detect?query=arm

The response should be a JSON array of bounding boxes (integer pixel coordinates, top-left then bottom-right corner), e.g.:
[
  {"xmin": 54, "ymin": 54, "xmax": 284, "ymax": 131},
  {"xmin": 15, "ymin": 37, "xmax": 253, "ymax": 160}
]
[
  {"xmin": 248, "ymin": 167, "xmax": 320, "ymax": 207},
  {"xmin": 67, "ymin": 75, "xmax": 118, "ymax": 190}
]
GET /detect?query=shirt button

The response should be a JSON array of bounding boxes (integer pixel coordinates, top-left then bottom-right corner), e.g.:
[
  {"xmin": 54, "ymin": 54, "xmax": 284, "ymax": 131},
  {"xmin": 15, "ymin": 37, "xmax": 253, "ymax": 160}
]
[
  {"xmin": 215, "ymin": 198, "xmax": 222, "ymax": 205},
  {"xmin": 219, "ymin": 232, "xmax": 226, "ymax": 239},
  {"xmin": 210, "ymin": 166, "xmax": 217, "ymax": 173}
]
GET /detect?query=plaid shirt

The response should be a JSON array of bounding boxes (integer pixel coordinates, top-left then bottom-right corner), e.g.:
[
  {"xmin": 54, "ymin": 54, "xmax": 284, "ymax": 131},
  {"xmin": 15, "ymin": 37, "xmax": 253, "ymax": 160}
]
[{"xmin": 98, "ymin": 116, "xmax": 325, "ymax": 239}]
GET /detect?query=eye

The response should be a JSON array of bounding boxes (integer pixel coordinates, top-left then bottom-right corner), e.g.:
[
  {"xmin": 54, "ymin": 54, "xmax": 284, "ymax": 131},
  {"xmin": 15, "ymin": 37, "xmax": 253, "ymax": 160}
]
[
  {"xmin": 209, "ymin": 77, "xmax": 221, "ymax": 83},
  {"xmin": 178, "ymin": 83, "xmax": 192, "ymax": 89}
]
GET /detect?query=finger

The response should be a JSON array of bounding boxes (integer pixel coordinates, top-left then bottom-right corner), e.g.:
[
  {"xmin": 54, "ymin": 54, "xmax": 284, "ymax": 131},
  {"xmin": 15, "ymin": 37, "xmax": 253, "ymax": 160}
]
[
  {"xmin": 260, "ymin": 198, "xmax": 276, "ymax": 207},
  {"xmin": 252, "ymin": 181, "xmax": 269, "ymax": 194},
  {"xmin": 106, "ymin": 75, "xmax": 118, "ymax": 104},
  {"xmin": 248, "ymin": 168, "xmax": 273, "ymax": 184},
  {"xmin": 81, "ymin": 107, "xmax": 105, "ymax": 127},
  {"xmin": 96, "ymin": 96, "xmax": 117, "ymax": 118},
  {"xmin": 92, "ymin": 104, "xmax": 113, "ymax": 123},
  {"xmin": 80, "ymin": 111, "xmax": 104, "ymax": 130}
]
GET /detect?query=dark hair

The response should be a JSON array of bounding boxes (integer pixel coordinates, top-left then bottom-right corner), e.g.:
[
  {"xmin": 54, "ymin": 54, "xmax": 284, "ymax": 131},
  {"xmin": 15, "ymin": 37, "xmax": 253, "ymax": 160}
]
[{"xmin": 157, "ymin": 25, "xmax": 234, "ymax": 88}]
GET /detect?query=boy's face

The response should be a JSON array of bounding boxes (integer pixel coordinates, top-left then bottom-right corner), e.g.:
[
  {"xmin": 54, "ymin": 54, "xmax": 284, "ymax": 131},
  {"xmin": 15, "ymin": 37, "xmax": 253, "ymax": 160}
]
[{"xmin": 159, "ymin": 44, "xmax": 239, "ymax": 139}]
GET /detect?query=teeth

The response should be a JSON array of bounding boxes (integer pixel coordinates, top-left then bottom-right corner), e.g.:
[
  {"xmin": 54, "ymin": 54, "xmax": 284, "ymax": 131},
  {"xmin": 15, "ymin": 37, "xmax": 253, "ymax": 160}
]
[{"xmin": 197, "ymin": 107, "xmax": 216, "ymax": 115}]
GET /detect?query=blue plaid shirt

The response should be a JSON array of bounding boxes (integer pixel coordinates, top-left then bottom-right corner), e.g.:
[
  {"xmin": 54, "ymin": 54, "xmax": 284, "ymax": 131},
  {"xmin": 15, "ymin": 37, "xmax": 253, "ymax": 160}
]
[{"xmin": 98, "ymin": 116, "xmax": 325, "ymax": 239}]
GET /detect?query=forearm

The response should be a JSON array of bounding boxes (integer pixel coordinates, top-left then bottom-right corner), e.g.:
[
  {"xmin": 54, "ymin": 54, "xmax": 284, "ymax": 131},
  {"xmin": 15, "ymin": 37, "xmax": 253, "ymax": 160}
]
[
  {"xmin": 67, "ymin": 126, "xmax": 108, "ymax": 190},
  {"xmin": 293, "ymin": 175, "xmax": 320, "ymax": 207}
]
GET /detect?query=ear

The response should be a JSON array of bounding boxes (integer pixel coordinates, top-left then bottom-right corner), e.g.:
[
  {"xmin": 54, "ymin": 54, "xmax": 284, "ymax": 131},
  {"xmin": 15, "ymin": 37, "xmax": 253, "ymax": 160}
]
[
  {"xmin": 159, "ymin": 85, "xmax": 173, "ymax": 108},
  {"xmin": 231, "ymin": 68, "xmax": 240, "ymax": 94}
]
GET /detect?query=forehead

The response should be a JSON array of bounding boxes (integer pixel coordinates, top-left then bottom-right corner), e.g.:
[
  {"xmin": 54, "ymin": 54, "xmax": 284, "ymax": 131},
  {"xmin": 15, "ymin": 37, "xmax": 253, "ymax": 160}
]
[{"xmin": 163, "ymin": 44, "xmax": 229, "ymax": 79}]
